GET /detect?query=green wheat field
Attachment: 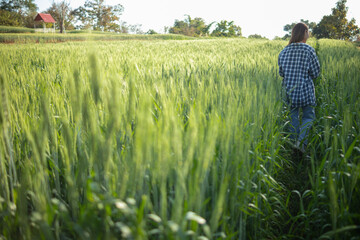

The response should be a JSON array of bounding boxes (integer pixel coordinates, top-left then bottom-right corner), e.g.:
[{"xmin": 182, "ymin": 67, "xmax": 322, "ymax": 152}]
[{"xmin": 0, "ymin": 38, "xmax": 359, "ymax": 239}]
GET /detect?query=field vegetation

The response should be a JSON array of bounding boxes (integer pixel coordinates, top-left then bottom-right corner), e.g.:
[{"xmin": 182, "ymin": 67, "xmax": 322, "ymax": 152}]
[
  {"xmin": 0, "ymin": 38, "xmax": 359, "ymax": 239},
  {"xmin": 0, "ymin": 32, "xmax": 193, "ymax": 44},
  {"xmin": 0, "ymin": 26, "xmax": 35, "ymax": 34}
]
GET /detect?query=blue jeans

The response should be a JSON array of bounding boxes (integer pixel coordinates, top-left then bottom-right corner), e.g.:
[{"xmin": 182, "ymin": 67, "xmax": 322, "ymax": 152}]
[{"xmin": 289, "ymin": 105, "xmax": 315, "ymax": 146}]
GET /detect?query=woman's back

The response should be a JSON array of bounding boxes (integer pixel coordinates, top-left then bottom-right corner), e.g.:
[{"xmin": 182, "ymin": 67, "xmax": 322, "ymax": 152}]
[{"xmin": 278, "ymin": 42, "xmax": 320, "ymax": 107}]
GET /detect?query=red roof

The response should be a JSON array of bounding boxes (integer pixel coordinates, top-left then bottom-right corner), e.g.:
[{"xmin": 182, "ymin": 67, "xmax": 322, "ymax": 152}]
[{"xmin": 34, "ymin": 13, "xmax": 56, "ymax": 23}]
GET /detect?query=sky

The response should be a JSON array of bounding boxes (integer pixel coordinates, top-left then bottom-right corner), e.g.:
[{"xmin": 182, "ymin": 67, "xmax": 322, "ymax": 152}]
[{"xmin": 35, "ymin": 0, "xmax": 360, "ymax": 39}]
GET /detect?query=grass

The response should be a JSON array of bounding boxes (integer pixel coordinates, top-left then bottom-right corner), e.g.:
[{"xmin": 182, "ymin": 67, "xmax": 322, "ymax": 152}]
[
  {"xmin": 0, "ymin": 26, "xmax": 35, "ymax": 33},
  {"xmin": 0, "ymin": 38, "xmax": 359, "ymax": 239},
  {"xmin": 0, "ymin": 32, "xmax": 193, "ymax": 43}
]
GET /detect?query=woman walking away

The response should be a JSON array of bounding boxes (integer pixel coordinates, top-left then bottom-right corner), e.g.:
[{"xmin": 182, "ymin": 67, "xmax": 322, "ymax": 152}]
[{"xmin": 278, "ymin": 23, "xmax": 320, "ymax": 153}]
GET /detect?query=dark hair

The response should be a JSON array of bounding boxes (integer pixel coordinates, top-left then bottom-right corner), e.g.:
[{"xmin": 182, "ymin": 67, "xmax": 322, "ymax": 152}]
[{"xmin": 288, "ymin": 23, "xmax": 309, "ymax": 45}]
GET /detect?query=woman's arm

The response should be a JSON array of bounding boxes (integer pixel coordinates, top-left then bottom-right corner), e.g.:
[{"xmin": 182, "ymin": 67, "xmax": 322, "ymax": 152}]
[
  {"xmin": 278, "ymin": 56, "xmax": 284, "ymax": 77},
  {"xmin": 309, "ymin": 50, "xmax": 320, "ymax": 79}
]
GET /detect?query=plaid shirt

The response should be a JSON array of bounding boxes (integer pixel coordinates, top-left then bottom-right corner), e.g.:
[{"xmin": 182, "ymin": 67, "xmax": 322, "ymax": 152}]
[{"xmin": 278, "ymin": 43, "xmax": 320, "ymax": 107}]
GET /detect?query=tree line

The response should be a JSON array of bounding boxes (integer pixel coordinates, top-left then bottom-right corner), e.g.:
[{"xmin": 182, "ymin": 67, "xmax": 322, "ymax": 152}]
[
  {"xmin": 277, "ymin": 0, "xmax": 359, "ymax": 41},
  {"xmin": 166, "ymin": 15, "xmax": 242, "ymax": 37},
  {"xmin": 0, "ymin": 0, "xmax": 142, "ymax": 34},
  {"xmin": 0, "ymin": 0, "xmax": 359, "ymax": 40},
  {"xmin": 164, "ymin": 0, "xmax": 359, "ymax": 40}
]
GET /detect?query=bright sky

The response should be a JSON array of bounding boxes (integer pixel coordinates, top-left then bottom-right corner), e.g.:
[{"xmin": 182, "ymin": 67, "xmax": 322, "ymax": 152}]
[{"xmin": 35, "ymin": 0, "xmax": 360, "ymax": 39}]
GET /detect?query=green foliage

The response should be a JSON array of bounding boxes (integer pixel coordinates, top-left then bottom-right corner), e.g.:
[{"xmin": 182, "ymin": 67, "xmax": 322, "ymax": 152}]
[
  {"xmin": 211, "ymin": 20, "xmax": 242, "ymax": 37},
  {"xmin": 0, "ymin": 0, "xmax": 38, "ymax": 28},
  {"xmin": 169, "ymin": 15, "xmax": 213, "ymax": 37},
  {"xmin": 273, "ymin": 35, "xmax": 291, "ymax": 41},
  {"xmin": 0, "ymin": 0, "xmax": 37, "ymax": 13},
  {"xmin": 0, "ymin": 25, "xmax": 35, "ymax": 33},
  {"xmin": 313, "ymin": 0, "xmax": 360, "ymax": 40},
  {"xmin": 0, "ymin": 9, "xmax": 23, "ymax": 26},
  {"xmin": 146, "ymin": 29, "xmax": 157, "ymax": 35},
  {"xmin": 0, "ymin": 33, "xmax": 192, "ymax": 43},
  {"xmin": 0, "ymin": 38, "xmax": 359, "ymax": 239},
  {"xmin": 248, "ymin": 34, "xmax": 267, "ymax": 40},
  {"xmin": 0, "ymin": 38, "xmax": 284, "ymax": 239},
  {"xmin": 306, "ymin": 39, "xmax": 360, "ymax": 238}
]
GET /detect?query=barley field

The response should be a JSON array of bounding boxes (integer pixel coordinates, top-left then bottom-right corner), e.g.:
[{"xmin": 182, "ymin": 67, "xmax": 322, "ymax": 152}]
[{"xmin": 0, "ymin": 38, "xmax": 359, "ymax": 239}]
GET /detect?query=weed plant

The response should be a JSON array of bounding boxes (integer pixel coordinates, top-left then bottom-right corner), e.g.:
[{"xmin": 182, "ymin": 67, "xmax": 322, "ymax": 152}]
[{"xmin": 0, "ymin": 38, "xmax": 359, "ymax": 239}]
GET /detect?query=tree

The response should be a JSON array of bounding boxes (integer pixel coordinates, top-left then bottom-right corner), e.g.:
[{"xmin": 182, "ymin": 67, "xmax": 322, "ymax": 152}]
[
  {"xmin": 46, "ymin": 1, "xmax": 74, "ymax": 33},
  {"xmin": 211, "ymin": 20, "xmax": 242, "ymax": 37},
  {"xmin": 0, "ymin": 0, "xmax": 38, "ymax": 27},
  {"xmin": 169, "ymin": 15, "xmax": 213, "ymax": 37},
  {"xmin": 129, "ymin": 23, "xmax": 143, "ymax": 34},
  {"xmin": 72, "ymin": 0, "xmax": 124, "ymax": 31},
  {"xmin": 189, "ymin": 16, "xmax": 214, "ymax": 36},
  {"xmin": 0, "ymin": 9, "xmax": 22, "ymax": 26},
  {"xmin": 169, "ymin": 19, "xmax": 188, "ymax": 35},
  {"xmin": 0, "ymin": 0, "xmax": 37, "ymax": 13},
  {"xmin": 146, "ymin": 29, "xmax": 157, "ymax": 35},
  {"xmin": 313, "ymin": 0, "xmax": 359, "ymax": 40},
  {"xmin": 119, "ymin": 21, "xmax": 128, "ymax": 33},
  {"xmin": 248, "ymin": 34, "xmax": 267, "ymax": 40}
]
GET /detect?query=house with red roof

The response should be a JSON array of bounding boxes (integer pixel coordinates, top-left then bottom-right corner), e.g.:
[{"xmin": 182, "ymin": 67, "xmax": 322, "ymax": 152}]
[{"xmin": 34, "ymin": 13, "xmax": 56, "ymax": 33}]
